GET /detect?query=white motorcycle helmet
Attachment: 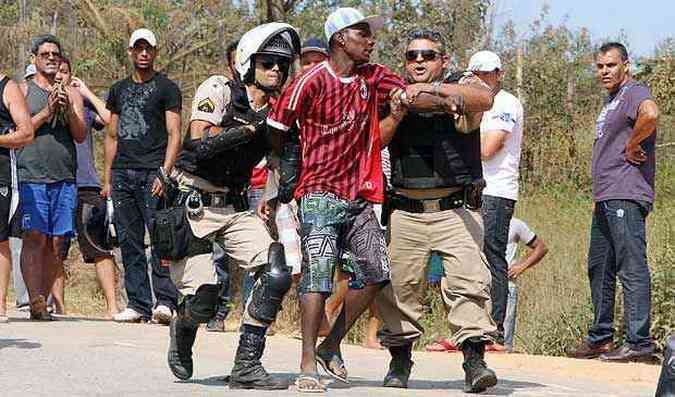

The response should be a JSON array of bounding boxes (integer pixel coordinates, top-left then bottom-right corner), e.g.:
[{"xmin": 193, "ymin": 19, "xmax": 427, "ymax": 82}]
[{"xmin": 235, "ymin": 22, "xmax": 301, "ymax": 87}]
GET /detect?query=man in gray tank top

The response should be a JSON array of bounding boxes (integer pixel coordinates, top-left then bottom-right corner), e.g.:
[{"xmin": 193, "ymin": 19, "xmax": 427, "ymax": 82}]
[{"xmin": 17, "ymin": 34, "xmax": 85, "ymax": 320}]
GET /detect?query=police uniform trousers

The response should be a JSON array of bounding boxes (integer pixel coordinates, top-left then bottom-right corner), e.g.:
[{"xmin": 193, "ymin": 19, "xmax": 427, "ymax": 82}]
[
  {"xmin": 169, "ymin": 168, "xmax": 273, "ymax": 328},
  {"xmin": 376, "ymin": 206, "xmax": 496, "ymax": 347}
]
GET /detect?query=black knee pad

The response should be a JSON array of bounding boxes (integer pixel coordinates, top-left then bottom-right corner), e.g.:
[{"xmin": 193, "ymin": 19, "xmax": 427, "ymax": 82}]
[
  {"xmin": 247, "ymin": 242, "xmax": 292, "ymax": 324},
  {"xmin": 185, "ymin": 284, "xmax": 220, "ymax": 324}
]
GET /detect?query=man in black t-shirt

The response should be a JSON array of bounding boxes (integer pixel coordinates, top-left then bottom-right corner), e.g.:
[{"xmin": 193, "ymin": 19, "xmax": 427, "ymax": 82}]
[{"xmin": 103, "ymin": 28, "xmax": 181, "ymax": 324}]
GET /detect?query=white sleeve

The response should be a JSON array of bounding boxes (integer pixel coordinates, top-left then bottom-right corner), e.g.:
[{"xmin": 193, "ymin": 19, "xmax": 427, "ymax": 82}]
[
  {"xmin": 190, "ymin": 75, "xmax": 231, "ymax": 126},
  {"xmin": 512, "ymin": 218, "xmax": 536, "ymax": 245},
  {"xmin": 482, "ymin": 94, "xmax": 518, "ymax": 133}
]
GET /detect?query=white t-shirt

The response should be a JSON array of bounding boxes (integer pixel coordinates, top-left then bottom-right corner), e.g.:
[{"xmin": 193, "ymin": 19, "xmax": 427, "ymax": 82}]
[
  {"xmin": 481, "ymin": 89, "xmax": 524, "ymax": 201},
  {"xmin": 506, "ymin": 217, "xmax": 536, "ymax": 267}
]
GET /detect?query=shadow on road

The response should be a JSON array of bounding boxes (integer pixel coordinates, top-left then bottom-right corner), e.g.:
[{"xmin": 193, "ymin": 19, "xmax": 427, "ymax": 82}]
[
  {"xmin": 0, "ymin": 338, "xmax": 41, "ymax": 350},
  {"xmin": 179, "ymin": 373, "xmax": 297, "ymax": 387},
  {"xmin": 182, "ymin": 373, "xmax": 545, "ymax": 395},
  {"xmin": 333, "ymin": 377, "xmax": 545, "ymax": 395}
]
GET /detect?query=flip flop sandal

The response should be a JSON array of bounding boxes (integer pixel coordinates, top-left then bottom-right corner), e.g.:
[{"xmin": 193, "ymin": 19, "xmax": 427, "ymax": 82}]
[
  {"xmin": 296, "ymin": 373, "xmax": 326, "ymax": 393},
  {"xmin": 425, "ymin": 338, "xmax": 457, "ymax": 352},
  {"xmin": 425, "ymin": 341, "xmax": 449, "ymax": 352},
  {"xmin": 316, "ymin": 350, "xmax": 349, "ymax": 384}
]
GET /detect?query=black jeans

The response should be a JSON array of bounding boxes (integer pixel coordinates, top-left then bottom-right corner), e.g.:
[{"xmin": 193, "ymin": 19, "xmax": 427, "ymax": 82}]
[
  {"xmin": 587, "ymin": 200, "xmax": 653, "ymax": 348},
  {"xmin": 481, "ymin": 194, "xmax": 515, "ymax": 340},
  {"xmin": 112, "ymin": 168, "xmax": 178, "ymax": 318}
]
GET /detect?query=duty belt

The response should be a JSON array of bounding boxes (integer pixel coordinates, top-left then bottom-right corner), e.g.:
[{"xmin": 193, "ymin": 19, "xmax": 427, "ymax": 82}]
[
  {"xmin": 199, "ymin": 191, "xmax": 230, "ymax": 208},
  {"xmin": 390, "ymin": 190, "xmax": 465, "ymax": 213}
]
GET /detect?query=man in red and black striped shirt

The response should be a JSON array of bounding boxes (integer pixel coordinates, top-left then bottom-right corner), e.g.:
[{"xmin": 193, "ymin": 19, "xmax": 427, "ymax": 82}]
[{"xmin": 267, "ymin": 7, "xmax": 405, "ymax": 391}]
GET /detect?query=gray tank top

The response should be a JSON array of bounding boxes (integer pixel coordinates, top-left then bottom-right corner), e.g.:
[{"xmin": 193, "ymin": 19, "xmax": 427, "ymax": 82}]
[{"xmin": 17, "ymin": 80, "xmax": 76, "ymax": 184}]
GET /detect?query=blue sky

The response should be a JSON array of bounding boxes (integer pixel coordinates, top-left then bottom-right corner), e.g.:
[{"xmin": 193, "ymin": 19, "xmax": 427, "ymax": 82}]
[{"xmin": 492, "ymin": 0, "xmax": 674, "ymax": 57}]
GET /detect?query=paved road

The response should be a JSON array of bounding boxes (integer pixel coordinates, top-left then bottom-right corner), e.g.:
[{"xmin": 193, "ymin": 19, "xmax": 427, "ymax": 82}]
[{"xmin": 0, "ymin": 314, "xmax": 659, "ymax": 396}]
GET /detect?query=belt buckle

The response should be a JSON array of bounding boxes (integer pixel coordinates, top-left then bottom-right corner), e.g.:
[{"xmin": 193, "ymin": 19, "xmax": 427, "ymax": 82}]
[
  {"xmin": 211, "ymin": 193, "xmax": 226, "ymax": 207},
  {"xmin": 422, "ymin": 199, "xmax": 441, "ymax": 212}
]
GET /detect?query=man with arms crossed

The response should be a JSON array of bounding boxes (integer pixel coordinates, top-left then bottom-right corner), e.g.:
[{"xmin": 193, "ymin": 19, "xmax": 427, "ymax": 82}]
[
  {"xmin": 567, "ymin": 42, "xmax": 659, "ymax": 362},
  {"xmin": 104, "ymin": 29, "xmax": 180, "ymax": 323},
  {"xmin": 375, "ymin": 30, "xmax": 497, "ymax": 393}
]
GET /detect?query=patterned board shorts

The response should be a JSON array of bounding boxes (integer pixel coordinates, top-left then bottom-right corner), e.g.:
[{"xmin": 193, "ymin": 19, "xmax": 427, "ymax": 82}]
[{"xmin": 297, "ymin": 191, "xmax": 390, "ymax": 294}]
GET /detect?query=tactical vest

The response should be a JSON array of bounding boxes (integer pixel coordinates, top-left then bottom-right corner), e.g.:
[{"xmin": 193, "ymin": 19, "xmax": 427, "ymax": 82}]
[
  {"xmin": 389, "ymin": 74, "xmax": 482, "ymax": 190},
  {"xmin": 175, "ymin": 79, "xmax": 267, "ymax": 189}
]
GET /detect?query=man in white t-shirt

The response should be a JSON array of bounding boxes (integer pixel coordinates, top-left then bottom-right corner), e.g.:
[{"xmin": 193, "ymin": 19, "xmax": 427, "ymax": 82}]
[
  {"xmin": 469, "ymin": 50, "xmax": 525, "ymax": 345},
  {"xmin": 501, "ymin": 217, "xmax": 548, "ymax": 352}
]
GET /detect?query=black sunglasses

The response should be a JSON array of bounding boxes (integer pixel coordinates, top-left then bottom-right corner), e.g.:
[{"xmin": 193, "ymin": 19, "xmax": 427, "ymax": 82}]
[
  {"xmin": 405, "ymin": 49, "xmax": 441, "ymax": 62},
  {"xmin": 257, "ymin": 54, "xmax": 290, "ymax": 71},
  {"xmin": 37, "ymin": 51, "xmax": 61, "ymax": 60}
]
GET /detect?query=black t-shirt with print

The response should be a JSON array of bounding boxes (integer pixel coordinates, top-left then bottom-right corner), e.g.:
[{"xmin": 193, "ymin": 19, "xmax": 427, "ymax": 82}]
[{"xmin": 106, "ymin": 73, "xmax": 181, "ymax": 169}]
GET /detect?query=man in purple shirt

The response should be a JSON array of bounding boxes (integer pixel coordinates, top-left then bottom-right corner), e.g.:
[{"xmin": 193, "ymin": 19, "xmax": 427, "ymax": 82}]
[{"xmin": 567, "ymin": 42, "xmax": 659, "ymax": 363}]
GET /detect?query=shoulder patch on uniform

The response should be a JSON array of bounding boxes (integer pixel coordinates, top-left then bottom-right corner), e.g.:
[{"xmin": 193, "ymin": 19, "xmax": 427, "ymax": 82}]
[{"xmin": 197, "ymin": 98, "xmax": 215, "ymax": 113}]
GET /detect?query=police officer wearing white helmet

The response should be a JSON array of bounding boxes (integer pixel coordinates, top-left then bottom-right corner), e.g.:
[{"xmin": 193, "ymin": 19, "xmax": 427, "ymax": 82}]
[{"xmin": 165, "ymin": 22, "xmax": 300, "ymax": 390}]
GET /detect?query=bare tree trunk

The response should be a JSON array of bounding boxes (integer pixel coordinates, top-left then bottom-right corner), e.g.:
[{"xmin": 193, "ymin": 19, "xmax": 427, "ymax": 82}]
[{"xmin": 516, "ymin": 45, "xmax": 524, "ymax": 103}]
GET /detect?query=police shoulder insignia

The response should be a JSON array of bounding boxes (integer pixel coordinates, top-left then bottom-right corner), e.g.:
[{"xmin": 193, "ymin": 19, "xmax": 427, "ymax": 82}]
[{"xmin": 197, "ymin": 98, "xmax": 216, "ymax": 113}]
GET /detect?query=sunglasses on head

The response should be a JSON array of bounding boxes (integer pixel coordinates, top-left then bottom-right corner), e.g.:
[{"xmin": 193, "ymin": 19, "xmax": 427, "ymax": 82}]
[
  {"xmin": 257, "ymin": 54, "xmax": 290, "ymax": 71},
  {"xmin": 405, "ymin": 49, "xmax": 441, "ymax": 62}
]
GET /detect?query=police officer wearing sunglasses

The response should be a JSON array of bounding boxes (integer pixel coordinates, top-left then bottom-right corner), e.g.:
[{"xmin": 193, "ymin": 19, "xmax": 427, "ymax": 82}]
[
  {"xmin": 165, "ymin": 23, "xmax": 301, "ymax": 390},
  {"xmin": 375, "ymin": 29, "xmax": 499, "ymax": 393}
]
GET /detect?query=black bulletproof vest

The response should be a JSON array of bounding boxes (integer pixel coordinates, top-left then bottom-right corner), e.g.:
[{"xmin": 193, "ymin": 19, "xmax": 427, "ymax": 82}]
[
  {"xmin": 389, "ymin": 74, "xmax": 482, "ymax": 189},
  {"xmin": 175, "ymin": 79, "xmax": 267, "ymax": 189}
]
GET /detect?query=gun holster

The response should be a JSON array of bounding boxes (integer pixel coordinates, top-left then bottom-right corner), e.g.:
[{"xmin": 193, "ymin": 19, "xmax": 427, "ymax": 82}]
[
  {"xmin": 381, "ymin": 190, "xmax": 394, "ymax": 227},
  {"xmin": 464, "ymin": 178, "xmax": 486, "ymax": 210}
]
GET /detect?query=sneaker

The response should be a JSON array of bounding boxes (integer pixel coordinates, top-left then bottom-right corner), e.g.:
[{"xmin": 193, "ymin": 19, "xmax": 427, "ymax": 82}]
[
  {"xmin": 113, "ymin": 308, "xmax": 143, "ymax": 323},
  {"xmin": 152, "ymin": 305, "xmax": 174, "ymax": 325},
  {"xmin": 205, "ymin": 317, "xmax": 225, "ymax": 332},
  {"xmin": 566, "ymin": 340, "xmax": 614, "ymax": 359}
]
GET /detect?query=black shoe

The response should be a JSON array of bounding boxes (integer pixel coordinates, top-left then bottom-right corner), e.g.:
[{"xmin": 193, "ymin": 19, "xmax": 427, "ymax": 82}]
[
  {"xmin": 383, "ymin": 344, "xmax": 414, "ymax": 388},
  {"xmin": 656, "ymin": 335, "xmax": 674, "ymax": 397},
  {"xmin": 599, "ymin": 344, "xmax": 656, "ymax": 363},
  {"xmin": 205, "ymin": 317, "xmax": 225, "ymax": 332},
  {"xmin": 167, "ymin": 316, "xmax": 198, "ymax": 380},
  {"xmin": 462, "ymin": 338, "xmax": 497, "ymax": 393},
  {"xmin": 229, "ymin": 331, "xmax": 289, "ymax": 390}
]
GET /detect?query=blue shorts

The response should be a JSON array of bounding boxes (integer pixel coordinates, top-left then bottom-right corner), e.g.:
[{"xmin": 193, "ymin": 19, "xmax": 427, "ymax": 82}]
[{"xmin": 20, "ymin": 181, "xmax": 77, "ymax": 237}]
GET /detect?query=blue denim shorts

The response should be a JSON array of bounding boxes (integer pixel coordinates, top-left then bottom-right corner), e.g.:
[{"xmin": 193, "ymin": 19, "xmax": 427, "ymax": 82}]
[{"xmin": 20, "ymin": 181, "xmax": 77, "ymax": 237}]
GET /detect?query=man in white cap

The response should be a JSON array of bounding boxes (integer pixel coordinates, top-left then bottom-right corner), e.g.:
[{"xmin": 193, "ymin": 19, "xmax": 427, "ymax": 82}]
[
  {"xmin": 103, "ymin": 28, "xmax": 180, "ymax": 324},
  {"xmin": 468, "ymin": 50, "xmax": 524, "ymax": 349},
  {"xmin": 267, "ymin": 7, "xmax": 406, "ymax": 392}
]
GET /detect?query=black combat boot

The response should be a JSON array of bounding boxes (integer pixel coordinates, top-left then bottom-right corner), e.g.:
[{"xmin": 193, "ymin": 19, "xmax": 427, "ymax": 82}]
[
  {"xmin": 383, "ymin": 343, "xmax": 414, "ymax": 388},
  {"xmin": 656, "ymin": 334, "xmax": 675, "ymax": 397},
  {"xmin": 461, "ymin": 337, "xmax": 497, "ymax": 393},
  {"xmin": 167, "ymin": 307, "xmax": 199, "ymax": 380},
  {"xmin": 229, "ymin": 330, "xmax": 289, "ymax": 390}
]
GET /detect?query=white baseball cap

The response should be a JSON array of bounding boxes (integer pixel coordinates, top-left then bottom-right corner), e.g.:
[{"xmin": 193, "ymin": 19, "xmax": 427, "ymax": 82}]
[
  {"xmin": 24, "ymin": 64, "xmax": 36, "ymax": 79},
  {"xmin": 468, "ymin": 50, "xmax": 502, "ymax": 72},
  {"xmin": 324, "ymin": 7, "xmax": 385, "ymax": 43},
  {"xmin": 129, "ymin": 28, "xmax": 157, "ymax": 48}
]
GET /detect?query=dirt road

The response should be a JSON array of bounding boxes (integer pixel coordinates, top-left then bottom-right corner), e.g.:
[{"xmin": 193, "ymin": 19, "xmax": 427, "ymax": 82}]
[{"xmin": 0, "ymin": 313, "xmax": 659, "ymax": 396}]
